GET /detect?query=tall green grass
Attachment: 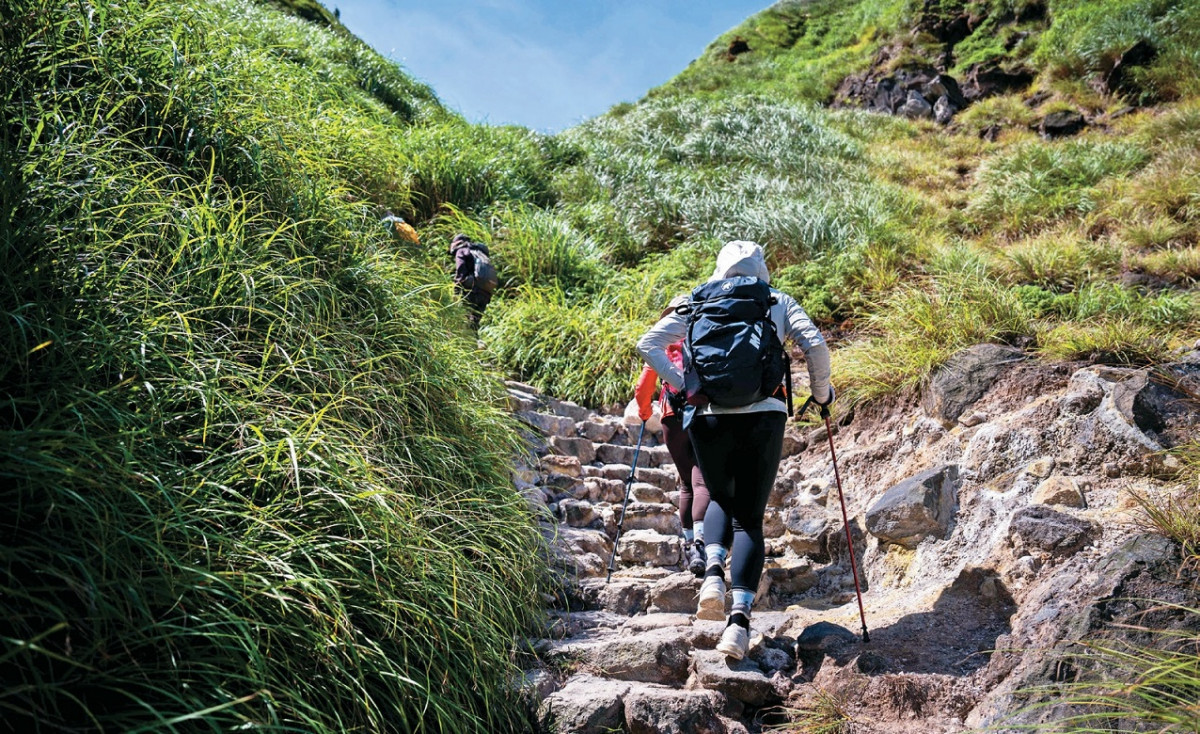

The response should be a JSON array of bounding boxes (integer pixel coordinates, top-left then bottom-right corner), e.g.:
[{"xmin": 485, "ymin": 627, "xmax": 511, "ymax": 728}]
[
  {"xmin": 967, "ymin": 139, "xmax": 1151, "ymax": 235},
  {"xmin": 1, "ymin": 1, "xmax": 548, "ymax": 730}
]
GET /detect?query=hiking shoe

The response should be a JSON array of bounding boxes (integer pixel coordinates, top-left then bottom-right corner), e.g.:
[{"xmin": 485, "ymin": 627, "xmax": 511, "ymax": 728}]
[
  {"xmin": 686, "ymin": 540, "xmax": 706, "ymax": 577},
  {"xmin": 716, "ymin": 622, "xmax": 750, "ymax": 660},
  {"xmin": 696, "ymin": 575, "xmax": 726, "ymax": 621}
]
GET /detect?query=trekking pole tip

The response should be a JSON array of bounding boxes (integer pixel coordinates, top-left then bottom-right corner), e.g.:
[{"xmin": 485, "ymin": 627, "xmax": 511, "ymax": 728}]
[{"xmin": 862, "ymin": 628, "xmax": 870, "ymax": 644}]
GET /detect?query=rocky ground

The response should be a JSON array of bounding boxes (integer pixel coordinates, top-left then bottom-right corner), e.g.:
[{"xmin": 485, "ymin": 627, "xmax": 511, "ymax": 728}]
[{"xmin": 512, "ymin": 343, "xmax": 1200, "ymax": 733}]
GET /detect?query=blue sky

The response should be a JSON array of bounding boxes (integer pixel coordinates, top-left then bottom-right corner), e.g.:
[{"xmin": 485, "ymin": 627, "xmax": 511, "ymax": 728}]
[{"xmin": 332, "ymin": 0, "xmax": 773, "ymax": 132}]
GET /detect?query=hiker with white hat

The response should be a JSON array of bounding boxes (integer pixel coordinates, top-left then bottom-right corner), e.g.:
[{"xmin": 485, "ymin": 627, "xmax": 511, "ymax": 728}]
[{"xmin": 636, "ymin": 241, "xmax": 833, "ymax": 660}]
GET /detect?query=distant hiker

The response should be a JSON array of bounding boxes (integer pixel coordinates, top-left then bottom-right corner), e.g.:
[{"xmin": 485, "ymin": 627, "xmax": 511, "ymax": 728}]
[
  {"xmin": 449, "ymin": 233, "xmax": 499, "ymax": 329},
  {"xmin": 636, "ymin": 241, "xmax": 833, "ymax": 661},
  {"xmin": 634, "ymin": 295, "xmax": 711, "ymax": 577},
  {"xmin": 381, "ymin": 211, "xmax": 419, "ymax": 244}
]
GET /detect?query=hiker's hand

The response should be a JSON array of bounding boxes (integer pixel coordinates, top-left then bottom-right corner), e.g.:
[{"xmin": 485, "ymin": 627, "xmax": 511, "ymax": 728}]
[
  {"xmin": 666, "ymin": 389, "xmax": 687, "ymax": 415},
  {"xmin": 813, "ymin": 385, "xmax": 835, "ymax": 418}
]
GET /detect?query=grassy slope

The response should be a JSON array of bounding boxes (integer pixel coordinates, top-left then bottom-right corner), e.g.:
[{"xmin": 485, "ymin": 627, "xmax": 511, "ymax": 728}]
[
  {"xmin": 482, "ymin": 0, "xmax": 1199, "ymax": 408},
  {"xmin": 0, "ymin": 1, "xmax": 561, "ymax": 731}
]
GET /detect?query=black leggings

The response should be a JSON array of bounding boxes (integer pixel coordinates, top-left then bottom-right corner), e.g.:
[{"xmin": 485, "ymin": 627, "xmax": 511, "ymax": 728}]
[
  {"xmin": 688, "ymin": 412, "xmax": 786, "ymax": 594},
  {"xmin": 661, "ymin": 415, "xmax": 709, "ymax": 529}
]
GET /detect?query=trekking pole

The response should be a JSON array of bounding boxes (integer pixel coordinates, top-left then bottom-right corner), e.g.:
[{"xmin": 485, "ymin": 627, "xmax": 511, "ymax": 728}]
[
  {"xmin": 607, "ymin": 420, "xmax": 646, "ymax": 583},
  {"xmin": 801, "ymin": 396, "xmax": 870, "ymax": 643}
]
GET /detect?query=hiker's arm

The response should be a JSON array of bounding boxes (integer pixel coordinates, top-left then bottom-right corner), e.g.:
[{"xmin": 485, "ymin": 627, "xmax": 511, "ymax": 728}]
[
  {"xmin": 781, "ymin": 296, "xmax": 832, "ymax": 404},
  {"xmin": 637, "ymin": 313, "xmax": 687, "ymax": 391},
  {"xmin": 634, "ymin": 365, "xmax": 658, "ymax": 421}
]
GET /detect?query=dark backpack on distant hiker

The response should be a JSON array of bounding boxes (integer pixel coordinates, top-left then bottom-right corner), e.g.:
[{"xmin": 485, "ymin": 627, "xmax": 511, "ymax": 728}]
[
  {"xmin": 454, "ymin": 241, "xmax": 499, "ymax": 295},
  {"xmin": 679, "ymin": 276, "xmax": 791, "ymax": 413},
  {"xmin": 467, "ymin": 242, "xmax": 498, "ymax": 295}
]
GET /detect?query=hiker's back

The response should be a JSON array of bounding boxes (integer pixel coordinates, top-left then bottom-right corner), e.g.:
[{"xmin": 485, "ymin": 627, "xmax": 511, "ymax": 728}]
[{"xmin": 681, "ymin": 276, "xmax": 787, "ymax": 409}]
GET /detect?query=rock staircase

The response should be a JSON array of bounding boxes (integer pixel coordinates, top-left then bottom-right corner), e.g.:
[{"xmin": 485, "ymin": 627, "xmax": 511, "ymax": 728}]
[
  {"xmin": 505, "ymin": 344, "xmax": 1200, "ymax": 733},
  {"xmin": 507, "ymin": 381, "xmax": 851, "ymax": 734}
]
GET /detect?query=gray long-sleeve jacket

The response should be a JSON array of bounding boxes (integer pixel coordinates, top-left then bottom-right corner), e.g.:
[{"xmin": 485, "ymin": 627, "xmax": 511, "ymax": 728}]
[{"xmin": 636, "ymin": 243, "xmax": 831, "ymax": 416}]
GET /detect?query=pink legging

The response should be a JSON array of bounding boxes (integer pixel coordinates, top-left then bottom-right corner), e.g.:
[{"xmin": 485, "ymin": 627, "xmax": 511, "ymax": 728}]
[{"xmin": 661, "ymin": 414, "xmax": 710, "ymax": 529}]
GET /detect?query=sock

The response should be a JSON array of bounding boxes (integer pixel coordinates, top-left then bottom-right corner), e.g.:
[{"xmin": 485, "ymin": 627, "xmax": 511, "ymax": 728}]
[
  {"xmin": 704, "ymin": 544, "xmax": 727, "ymax": 573},
  {"xmin": 693, "ymin": 521, "xmax": 704, "ymax": 542},
  {"xmin": 731, "ymin": 588, "xmax": 754, "ymax": 612},
  {"xmin": 705, "ymin": 565, "xmax": 725, "ymax": 580},
  {"xmin": 683, "ymin": 528, "xmax": 694, "ymax": 543},
  {"xmin": 728, "ymin": 612, "xmax": 750, "ymax": 630}
]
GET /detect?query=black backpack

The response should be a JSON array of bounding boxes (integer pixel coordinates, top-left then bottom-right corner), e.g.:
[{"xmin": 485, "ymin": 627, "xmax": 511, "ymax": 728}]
[
  {"xmin": 680, "ymin": 276, "xmax": 792, "ymax": 413},
  {"xmin": 469, "ymin": 243, "xmax": 499, "ymax": 295}
]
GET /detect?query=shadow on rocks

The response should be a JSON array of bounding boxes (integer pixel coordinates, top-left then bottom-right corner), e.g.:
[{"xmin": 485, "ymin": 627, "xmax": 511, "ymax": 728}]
[{"xmin": 795, "ymin": 568, "xmax": 1017, "ymax": 680}]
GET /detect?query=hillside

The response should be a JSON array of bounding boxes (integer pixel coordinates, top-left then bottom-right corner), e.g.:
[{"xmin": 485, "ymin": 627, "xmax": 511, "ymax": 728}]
[{"xmin": 2, "ymin": 0, "xmax": 1199, "ymax": 732}]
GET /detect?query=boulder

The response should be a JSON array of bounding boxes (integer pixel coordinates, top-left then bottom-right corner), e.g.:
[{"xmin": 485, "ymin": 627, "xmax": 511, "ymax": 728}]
[
  {"xmin": 922, "ymin": 344, "xmax": 1026, "ymax": 425},
  {"xmin": 1009, "ymin": 504, "xmax": 1096, "ymax": 556},
  {"xmin": 866, "ymin": 465, "xmax": 959, "ymax": 549},
  {"xmin": 872, "ymin": 77, "xmax": 906, "ymax": 114},
  {"xmin": 520, "ymin": 668, "xmax": 558, "ymax": 704},
  {"xmin": 1112, "ymin": 364, "xmax": 1200, "ymax": 448},
  {"xmin": 597, "ymin": 443, "xmax": 653, "ymax": 467},
  {"xmin": 557, "ymin": 527, "xmax": 613, "ymax": 559},
  {"xmin": 925, "ymin": 73, "xmax": 966, "ymax": 109},
  {"xmin": 899, "ymin": 90, "xmax": 934, "ymax": 120},
  {"xmin": 648, "ymin": 572, "xmax": 702, "ymax": 614},
  {"xmin": 757, "ymin": 556, "xmax": 818, "ymax": 598},
  {"xmin": 1040, "ymin": 109, "xmax": 1086, "ymax": 139},
  {"xmin": 618, "ymin": 529, "xmax": 683, "ymax": 567},
  {"xmin": 598, "ymin": 463, "xmax": 634, "ymax": 480},
  {"xmin": 585, "ymin": 477, "xmax": 626, "ymax": 504},
  {"xmin": 692, "ymin": 650, "xmax": 779, "ymax": 707},
  {"xmin": 549, "ymin": 398, "xmax": 591, "ymax": 422},
  {"xmin": 1031, "ymin": 476, "xmax": 1085, "ymax": 508},
  {"xmin": 594, "ymin": 579, "xmax": 651, "ymax": 616},
  {"xmin": 538, "ymin": 675, "xmax": 629, "ymax": 734},
  {"xmin": 934, "ymin": 94, "xmax": 958, "ymax": 125}
]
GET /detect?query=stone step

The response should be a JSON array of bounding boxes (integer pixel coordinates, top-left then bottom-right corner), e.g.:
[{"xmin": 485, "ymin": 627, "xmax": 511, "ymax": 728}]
[
  {"xmin": 545, "ymin": 626, "xmax": 697, "ymax": 686},
  {"xmin": 548, "ymin": 435, "xmax": 595, "ymax": 463},
  {"xmin": 519, "ymin": 410, "xmax": 577, "ymax": 438},
  {"xmin": 548, "ymin": 398, "xmax": 591, "ymax": 422},
  {"xmin": 576, "ymin": 417, "xmax": 621, "ymax": 443},
  {"xmin": 616, "ymin": 529, "xmax": 683, "ymax": 567},
  {"xmin": 635, "ymin": 466, "xmax": 678, "ymax": 492},
  {"xmin": 536, "ymin": 674, "xmax": 746, "ymax": 734},
  {"xmin": 606, "ymin": 502, "xmax": 682, "ymax": 537},
  {"xmin": 595, "ymin": 442, "xmax": 672, "ymax": 468}
]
